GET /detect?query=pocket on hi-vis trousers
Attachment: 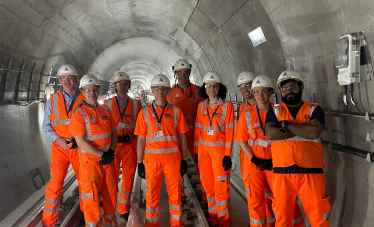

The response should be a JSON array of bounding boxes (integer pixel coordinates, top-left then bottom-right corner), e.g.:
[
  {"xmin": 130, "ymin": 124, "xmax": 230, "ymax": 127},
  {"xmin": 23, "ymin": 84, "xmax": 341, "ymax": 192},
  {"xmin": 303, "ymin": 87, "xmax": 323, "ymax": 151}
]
[
  {"xmin": 321, "ymin": 194, "xmax": 330, "ymax": 221},
  {"xmin": 80, "ymin": 180, "xmax": 95, "ymax": 201}
]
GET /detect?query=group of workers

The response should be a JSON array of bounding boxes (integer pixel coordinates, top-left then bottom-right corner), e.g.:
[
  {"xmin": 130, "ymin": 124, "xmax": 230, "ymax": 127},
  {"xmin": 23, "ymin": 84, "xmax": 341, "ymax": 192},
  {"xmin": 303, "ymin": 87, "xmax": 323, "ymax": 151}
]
[{"xmin": 41, "ymin": 59, "xmax": 331, "ymax": 227}]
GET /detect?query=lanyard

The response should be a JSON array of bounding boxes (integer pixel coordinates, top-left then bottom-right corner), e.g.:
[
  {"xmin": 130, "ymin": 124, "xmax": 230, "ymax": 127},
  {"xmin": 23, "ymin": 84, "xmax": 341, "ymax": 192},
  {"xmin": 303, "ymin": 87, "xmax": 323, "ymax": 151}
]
[
  {"xmin": 63, "ymin": 93, "xmax": 77, "ymax": 117},
  {"xmin": 255, "ymin": 105, "xmax": 266, "ymax": 136},
  {"xmin": 116, "ymin": 96, "xmax": 129, "ymax": 120},
  {"xmin": 207, "ymin": 106, "xmax": 219, "ymax": 126},
  {"xmin": 152, "ymin": 102, "xmax": 168, "ymax": 125}
]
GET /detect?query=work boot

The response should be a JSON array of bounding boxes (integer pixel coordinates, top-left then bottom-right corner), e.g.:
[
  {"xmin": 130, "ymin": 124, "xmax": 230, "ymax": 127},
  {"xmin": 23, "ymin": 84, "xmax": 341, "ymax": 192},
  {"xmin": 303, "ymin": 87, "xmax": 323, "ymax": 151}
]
[{"xmin": 120, "ymin": 212, "xmax": 130, "ymax": 222}]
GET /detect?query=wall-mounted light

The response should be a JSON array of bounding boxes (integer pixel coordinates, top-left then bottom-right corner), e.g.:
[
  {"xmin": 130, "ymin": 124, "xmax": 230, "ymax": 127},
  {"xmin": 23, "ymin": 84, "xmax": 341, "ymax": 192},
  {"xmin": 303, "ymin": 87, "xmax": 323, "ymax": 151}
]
[{"xmin": 248, "ymin": 27, "xmax": 266, "ymax": 47}]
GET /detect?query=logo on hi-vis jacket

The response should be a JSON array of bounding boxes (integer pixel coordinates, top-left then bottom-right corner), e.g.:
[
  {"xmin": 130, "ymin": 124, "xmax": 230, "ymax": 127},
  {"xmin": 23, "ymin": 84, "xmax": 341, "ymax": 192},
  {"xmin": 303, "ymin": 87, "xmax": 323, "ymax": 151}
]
[{"xmin": 254, "ymin": 122, "xmax": 260, "ymax": 127}]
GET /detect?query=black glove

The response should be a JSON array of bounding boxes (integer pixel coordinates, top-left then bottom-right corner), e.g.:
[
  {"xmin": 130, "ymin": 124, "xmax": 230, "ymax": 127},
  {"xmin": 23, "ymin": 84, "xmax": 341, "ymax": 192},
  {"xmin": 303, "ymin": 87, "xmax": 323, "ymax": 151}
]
[
  {"xmin": 222, "ymin": 155, "xmax": 232, "ymax": 171},
  {"xmin": 181, "ymin": 160, "xmax": 188, "ymax": 177},
  {"xmin": 67, "ymin": 137, "xmax": 78, "ymax": 149},
  {"xmin": 137, "ymin": 163, "xmax": 146, "ymax": 179},
  {"xmin": 118, "ymin": 135, "xmax": 131, "ymax": 143},
  {"xmin": 251, "ymin": 156, "xmax": 272, "ymax": 171},
  {"xmin": 275, "ymin": 121, "xmax": 283, "ymax": 128},
  {"xmin": 99, "ymin": 149, "xmax": 115, "ymax": 165},
  {"xmin": 260, "ymin": 159, "xmax": 273, "ymax": 171},
  {"xmin": 194, "ymin": 154, "xmax": 199, "ymax": 165}
]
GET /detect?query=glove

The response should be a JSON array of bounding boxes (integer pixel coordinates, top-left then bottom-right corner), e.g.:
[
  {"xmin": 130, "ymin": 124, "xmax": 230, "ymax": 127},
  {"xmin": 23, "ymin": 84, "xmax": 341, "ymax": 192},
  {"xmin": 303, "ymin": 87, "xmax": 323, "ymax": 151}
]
[
  {"xmin": 194, "ymin": 154, "xmax": 199, "ymax": 165},
  {"xmin": 261, "ymin": 159, "xmax": 273, "ymax": 171},
  {"xmin": 67, "ymin": 137, "xmax": 78, "ymax": 149},
  {"xmin": 181, "ymin": 160, "xmax": 188, "ymax": 177},
  {"xmin": 99, "ymin": 149, "xmax": 115, "ymax": 165},
  {"xmin": 222, "ymin": 155, "xmax": 232, "ymax": 171},
  {"xmin": 137, "ymin": 163, "xmax": 146, "ymax": 179},
  {"xmin": 275, "ymin": 121, "xmax": 283, "ymax": 128},
  {"xmin": 118, "ymin": 135, "xmax": 131, "ymax": 143},
  {"xmin": 251, "ymin": 156, "xmax": 272, "ymax": 171}
]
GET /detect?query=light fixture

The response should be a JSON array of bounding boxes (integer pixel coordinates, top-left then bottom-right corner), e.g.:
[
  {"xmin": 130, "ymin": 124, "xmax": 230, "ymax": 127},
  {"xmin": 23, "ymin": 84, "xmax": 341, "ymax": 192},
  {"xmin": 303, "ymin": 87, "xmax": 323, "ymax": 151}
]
[{"xmin": 248, "ymin": 27, "xmax": 266, "ymax": 47}]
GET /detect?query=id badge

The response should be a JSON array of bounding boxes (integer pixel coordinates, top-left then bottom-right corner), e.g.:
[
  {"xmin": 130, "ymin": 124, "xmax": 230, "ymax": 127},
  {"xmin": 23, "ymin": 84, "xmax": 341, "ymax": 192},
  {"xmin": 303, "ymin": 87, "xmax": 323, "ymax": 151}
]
[
  {"xmin": 258, "ymin": 139, "xmax": 269, "ymax": 147},
  {"xmin": 207, "ymin": 130, "xmax": 214, "ymax": 136},
  {"xmin": 64, "ymin": 119, "xmax": 71, "ymax": 125},
  {"xmin": 155, "ymin": 131, "xmax": 164, "ymax": 138},
  {"xmin": 156, "ymin": 123, "xmax": 161, "ymax": 128}
]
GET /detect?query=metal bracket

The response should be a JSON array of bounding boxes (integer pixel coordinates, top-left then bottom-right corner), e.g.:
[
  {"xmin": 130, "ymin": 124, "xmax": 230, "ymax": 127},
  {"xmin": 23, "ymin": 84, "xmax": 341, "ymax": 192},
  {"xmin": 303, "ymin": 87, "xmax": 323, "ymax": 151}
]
[
  {"xmin": 366, "ymin": 133, "xmax": 374, "ymax": 143},
  {"xmin": 365, "ymin": 112, "xmax": 371, "ymax": 121}
]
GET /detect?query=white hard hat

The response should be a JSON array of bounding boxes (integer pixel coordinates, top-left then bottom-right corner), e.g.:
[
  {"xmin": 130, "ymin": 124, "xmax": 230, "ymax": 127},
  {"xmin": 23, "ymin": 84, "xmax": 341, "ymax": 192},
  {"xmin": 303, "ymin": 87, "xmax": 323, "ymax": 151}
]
[
  {"xmin": 172, "ymin": 59, "xmax": 192, "ymax": 72},
  {"xmin": 277, "ymin": 70, "xmax": 303, "ymax": 88},
  {"xmin": 79, "ymin": 74, "xmax": 100, "ymax": 88},
  {"xmin": 203, "ymin": 71, "xmax": 222, "ymax": 84},
  {"xmin": 151, "ymin": 74, "xmax": 171, "ymax": 87},
  {"xmin": 114, "ymin": 71, "xmax": 130, "ymax": 83},
  {"xmin": 57, "ymin": 64, "xmax": 77, "ymax": 76},
  {"xmin": 251, "ymin": 75, "xmax": 274, "ymax": 89},
  {"xmin": 237, "ymin": 71, "xmax": 256, "ymax": 86}
]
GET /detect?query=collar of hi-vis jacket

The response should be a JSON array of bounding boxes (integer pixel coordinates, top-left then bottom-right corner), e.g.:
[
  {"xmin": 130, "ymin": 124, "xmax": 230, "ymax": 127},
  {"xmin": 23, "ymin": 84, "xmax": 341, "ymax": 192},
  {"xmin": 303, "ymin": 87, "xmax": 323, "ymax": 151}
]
[
  {"xmin": 203, "ymin": 97, "xmax": 224, "ymax": 107},
  {"xmin": 152, "ymin": 101, "xmax": 172, "ymax": 110},
  {"xmin": 81, "ymin": 100, "xmax": 99, "ymax": 109}
]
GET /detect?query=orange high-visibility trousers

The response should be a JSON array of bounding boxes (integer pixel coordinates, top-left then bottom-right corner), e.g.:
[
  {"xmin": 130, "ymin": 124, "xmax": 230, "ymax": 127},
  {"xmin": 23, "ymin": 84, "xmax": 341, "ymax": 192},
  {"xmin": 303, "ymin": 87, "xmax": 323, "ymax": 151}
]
[
  {"xmin": 199, "ymin": 148, "xmax": 231, "ymax": 227},
  {"xmin": 42, "ymin": 142, "xmax": 82, "ymax": 227},
  {"xmin": 79, "ymin": 159, "xmax": 118, "ymax": 227},
  {"xmin": 115, "ymin": 139, "xmax": 137, "ymax": 215},
  {"xmin": 242, "ymin": 160, "xmax": 305, "ymax": 227},
  {"xmin": 145, "ymin": 161, "xmax": 184, "ymax": 227},
  {"xmin": 272, "ymin": 173, "xmax": 330, "ymax": 227}
]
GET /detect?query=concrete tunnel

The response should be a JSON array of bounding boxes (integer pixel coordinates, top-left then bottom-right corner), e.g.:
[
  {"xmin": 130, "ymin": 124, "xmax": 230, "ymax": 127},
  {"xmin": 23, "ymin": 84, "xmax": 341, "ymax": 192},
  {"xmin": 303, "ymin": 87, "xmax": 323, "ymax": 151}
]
[{"xmin": 0, "ymin": 0, "xmax": 374, "ymax": 226}]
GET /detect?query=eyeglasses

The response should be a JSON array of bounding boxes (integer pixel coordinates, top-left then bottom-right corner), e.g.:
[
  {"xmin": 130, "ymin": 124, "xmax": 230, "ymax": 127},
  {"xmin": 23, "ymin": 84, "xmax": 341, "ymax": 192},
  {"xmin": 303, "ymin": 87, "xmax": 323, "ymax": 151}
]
[
  {"xmin": 253, "ymin": 89, "xmax": 269, "ymax": 95},
  {"xmin": 82, "ymin": 88, "xmax": 99, "ymax": 93},
  {"xmin": 59, "ymin": 76, "xmax": 77, "ymax": 81},
  {"xmin": 238, "ymin": 83, "xmax": 252, "ymax": 90},
  {"xmin": 115, "ymin": 81, "xmax": 130, "ymax": 86},
  {"xmin": 152, "ymin": 86, "xmax": 168, "ymax": 91},
  {"xmin": 175, "ymin": 71, "xmax": 190, "ymax": 76},
  {"xmin": 280, "ymin": 85, "xmax": 299, "ymax": 92},
  {"xmin": 205, "ymin": 84, "xmax": 220, "ymax": 89}
]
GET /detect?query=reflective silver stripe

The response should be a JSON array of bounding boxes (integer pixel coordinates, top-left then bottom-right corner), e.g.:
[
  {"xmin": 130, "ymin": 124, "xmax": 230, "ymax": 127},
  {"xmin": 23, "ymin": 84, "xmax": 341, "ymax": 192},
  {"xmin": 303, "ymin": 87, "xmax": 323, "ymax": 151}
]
[
  {"xmin": 292, "ymin": 216, "xmax": 304, "ymax": 225},
  {"xmin": 274, "ymin": 212, "xmax": 277, "ymax": 218},
  {"xmin": 217, "ymin": 175, "xmax": 229, "ymax": 181},
  {"xmin": 265, "ymin": 192, "xmax": 273, "ymax": 198},
  {"xmin": 217, "ymin": 209, "xmax": 229, "ymax": 215},
  {"xmin": 133, "ymin": 98, "xmax": 138, "ymax": 122},
  {"xmin": 225, "ymin": 123, "xmax": 234, "ymax": 128},
  {"xmin": 146, "ymin": 185, "xmax": 149, "ymax": 191},
  {"xmin": 145, "ymin": 147, "xmax": 179, "ymax": 154},
  {"xmin": 146, "ymin": 206, "xmax": 160, "ymax": 214},
  {"xmin": 267, "ymin": 218, "xmax": 276, "ymax": 223},
  {"xmin": 116, "ymin": 124, "xmax": 134, "ymax": 130},
  {"xmin": 86, "ymin": 221, "xmax": 99, "ymax": 227},
  {"xmin": 146, "ymin": 136, "xmax": 177, "ymax": 143},
  {"xmin": 170, "ymin": 214, "xmax": 181, "ymax": 221},
  {"xmin": 79, "ymin": 198, "xmax": 83, "ymax": 203},
  {"xmin": 248, "ymin": 139, "xmax": 271, "ymax": 147},
  {"xmin": 145, "ymin": 216, "xmax": 159, "ymax": 223},
  {"xmin": 225, "ymin": 143, "xmax": 232, "ymax": 148},
  {"xmin": 310, "ymin": 103, "xmax": 317, "ymax": 116},
  {"xmin": 200, "ymin": 101, "xmax": 204, "ymax": 115},
  {"xmin": 245, "ymin": 109, "xmax": 255, "ymax": 138},
  {"xmin": 245, "ymin": 188, "xmax": 250, "ymax": 195},
  {"xmin": 45, "ymin": 197, "xmax": 60, "ymax": 204},
  {"xmin": 86, "ymin": 132, "xmax": 111, "ymax": 141},
  {"xmin": 51, "ymin": 120, "xmax": 66, "ymax": 126},
  {"xmin": 52, "ymin": 93, "xmax": 60, "ymax": 124},
  {"xmin": 184, "ymin": 115, "xmax": 194, "ymax": 119},
  {"xmin": 44, "ymin": 206, "xmax": 59, "ymax": 213},
  {"xmin": 187, "ymin": 124, "xmax": 194, "ymax": 129},
  {"xmin": 272, "ymin": 136, "xmax": 321, "ymax": 143},
  {"xmin": 121, "ymin": 189, "xmax": 130, "ymax": 196},
  {"xmin": 219, "ymin": 100, "xmax": 228, "ymax": 128},
  {"xmin": 102, "ymin": 214, "xmax": 115, "ymax": 219},
  {"xmin": 250, "ymin": 218, "xmax": 266, "ymax": 225},
  {"xmin": 173, "ymin": 106, "xmax": 178, "ymax": 128},
  {"xmin": 80, "ymin": 192, "xmax": 93, "ymax": 199},
  {"xmin": 217, "ymin": 200, "xmax": 229, "ymax": 206},
  {"xmin": 50, "ymin": 174, "xmax": 52, "ymax": 179},
  {"xmin": 199, "ymin": 139, "xmax": 225, "ymax": 147},
  {"xmin": 143, "ymin": 107, "xmax": 153, "ymax": 138},
  {"xmin": 169, "ymin": 204, "xmax": 182, "ymax": 211},
  {"xmin": 169, "ymin": 89, "xmax": 174, "ymax": 105},
  {"xmin": 194, "ymin": 141, "xmax": 198, "ymax": 146},
  {"xmin": 209, "ymin": 206, "xmax": 217, "ymax": 212},
  {"xmin": 207, "ymin": 197, "xmax": 215, "ymax": 203},
  {"xmin": 107, "ymin": 99, "xmax": 112, "ymax": 110},
  {"xmin": 195, "ymin": 123, "xmax": 203, "ymax": 128},
  {"xmin": 98, "ymin": 145, "xmax": 110, "ymax": 151},
  {"xmin": 101, "ymin": 222, "xmax": 118, "ymax": 227},
  {"xmin": 119, "ymin": 197, "xmax": 129, "ymax": 204},
  {"xmin": 323, "ymin": 212, "xmax": 330, "ymax": 221}
]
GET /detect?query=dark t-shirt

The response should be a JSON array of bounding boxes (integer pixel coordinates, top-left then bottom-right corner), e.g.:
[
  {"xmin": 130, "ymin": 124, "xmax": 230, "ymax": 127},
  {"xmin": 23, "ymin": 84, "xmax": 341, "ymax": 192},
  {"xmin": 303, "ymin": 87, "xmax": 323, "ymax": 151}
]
[{"xmin": 265, "ymin": 102, "xmax": 325, "ymax": 174}]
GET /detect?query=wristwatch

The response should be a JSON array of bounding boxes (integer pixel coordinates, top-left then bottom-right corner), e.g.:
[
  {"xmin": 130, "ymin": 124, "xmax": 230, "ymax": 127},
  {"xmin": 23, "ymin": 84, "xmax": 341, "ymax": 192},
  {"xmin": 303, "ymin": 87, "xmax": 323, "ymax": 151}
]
[{"xmin": 279, "ymin": 121, "xmax": 289, "ymax": 134}]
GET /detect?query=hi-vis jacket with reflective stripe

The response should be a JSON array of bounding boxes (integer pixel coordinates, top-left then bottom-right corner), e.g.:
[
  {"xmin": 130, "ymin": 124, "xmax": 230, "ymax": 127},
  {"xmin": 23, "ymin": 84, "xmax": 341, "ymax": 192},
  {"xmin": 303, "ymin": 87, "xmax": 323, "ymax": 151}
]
[
  {"xmin": 69, "ymin": 102, "xmax": 116, "ymax": 162},
  {"xmin": 104, "ymin": 96, "xmax": 141, "ymax": 136},
  {"xmin": 234, "ymin": 103, "xmax": 273, "ymax": 159},
  {"xmin": 134, "ymin": 102, "xmax": 188, "ymax": 163},
  {"xmin": 271, "ymin": 101, "xmax": 324, "ymax": 168},
  {"xmin": 49, "ymin": 91, "xmax": 84, "ymax": 139},
  {"xmin": 167, "ymin": 84, "xmax": 201, "ymax": 137},
  {"xmin": 239, "ymin": 101, "xmax": 251, "ymax": 116},
  {"xmin": 194, "ymin": 98, "xmax": 235, "ymax": 156}
]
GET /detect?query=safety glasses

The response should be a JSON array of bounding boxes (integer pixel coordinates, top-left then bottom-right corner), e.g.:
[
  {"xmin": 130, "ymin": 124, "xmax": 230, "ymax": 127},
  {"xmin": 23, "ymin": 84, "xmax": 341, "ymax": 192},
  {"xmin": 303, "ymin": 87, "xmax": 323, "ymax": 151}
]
[
  {"xmin": 205, "ymin": 84, "xmax": 220, "ymax": 89},
  {"xmin": 238, "ymin": 83, "xmax": 252, "ymax": 90},
  {"xmin": 59, "ymin": 75, "xmax": 77, "ymax": 81},
  {"xmin": 152, "ymin": 86, "xmax": 168, "ymax": 91},
  {"xmin": 280, "ymin": 85, "xmax": 299, "ymax": 92}
]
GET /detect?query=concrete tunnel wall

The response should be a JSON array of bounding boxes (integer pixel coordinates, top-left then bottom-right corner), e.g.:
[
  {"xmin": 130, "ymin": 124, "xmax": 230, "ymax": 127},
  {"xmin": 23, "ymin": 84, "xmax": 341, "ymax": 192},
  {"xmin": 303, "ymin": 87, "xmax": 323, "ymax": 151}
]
[{"xmin": 0, "ymin": 0, "xmax": 374, "ymax": 225}]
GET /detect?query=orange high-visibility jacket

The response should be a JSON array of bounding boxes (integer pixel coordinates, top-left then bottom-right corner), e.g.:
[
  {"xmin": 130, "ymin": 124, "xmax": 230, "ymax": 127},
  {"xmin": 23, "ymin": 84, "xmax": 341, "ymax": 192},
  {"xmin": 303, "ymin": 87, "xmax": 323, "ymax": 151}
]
[
  {"xmin": 271, "ymin": 101, "xmax": 324, "ymax": 168},
  {"xmin": 104, "ymin": 96, "xmax": 141, "ymax": 137},
  {"xmin": 167, "ymin": 84, "xmax": 201, "ymax": 136},
  {"xmin": 239, "ymin": 101, "xmax": 251, "ymax": 116},
  {"xmin": 49, "ymin": 91, "xmax": 84, "ymax": 138},
  {"xmin": 194, "ymin": 98, "xmax": 234, "ymax": 156},
  {"xmin": 134, "ymin": 102, "xmax": 188, "ymax": 163},
  {"xmin": 69, "ymin": 102, "xmax": 116, "ymax": 162},
  {"xmin": 235, "ymin": 103, "xmax": 273, "ymax": 159}
]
